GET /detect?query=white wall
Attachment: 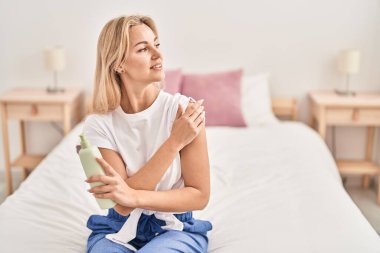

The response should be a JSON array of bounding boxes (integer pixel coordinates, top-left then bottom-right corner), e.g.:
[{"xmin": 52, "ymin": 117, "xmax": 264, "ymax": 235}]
[{"xmin": 0, "ymin": 0, "xmax": 379, "ymax": 170}]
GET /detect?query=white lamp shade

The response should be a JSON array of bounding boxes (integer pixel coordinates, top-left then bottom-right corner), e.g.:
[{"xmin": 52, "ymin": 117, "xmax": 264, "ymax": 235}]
[
  {"xmin": 44, "ymin": 46, "xmax": 66, "ymax": 72},
  {"xmin": 338, "ymin": 49, "xmax": 361, "ymax": 74}
]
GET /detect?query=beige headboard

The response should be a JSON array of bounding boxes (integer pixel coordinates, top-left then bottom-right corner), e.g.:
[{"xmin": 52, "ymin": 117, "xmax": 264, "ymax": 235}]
[{"xmin": 84, "ymin": 95, "xmax": 298, "ymax": 121}]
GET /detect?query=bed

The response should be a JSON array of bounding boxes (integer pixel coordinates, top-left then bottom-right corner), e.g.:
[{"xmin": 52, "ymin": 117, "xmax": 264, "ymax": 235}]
[{"xmin": 0, "ymin": 101, "xmax": 379, "ymax": 253}]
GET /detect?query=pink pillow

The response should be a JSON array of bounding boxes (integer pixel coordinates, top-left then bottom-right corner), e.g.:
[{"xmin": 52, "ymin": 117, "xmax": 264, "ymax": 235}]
[
  {"xmin": 162, "ymin": 69, "xmax": 182, "ymax": 94},
  {"xmin": 181, "ymin": 69, "xmax": 246, "ymax": 127}
]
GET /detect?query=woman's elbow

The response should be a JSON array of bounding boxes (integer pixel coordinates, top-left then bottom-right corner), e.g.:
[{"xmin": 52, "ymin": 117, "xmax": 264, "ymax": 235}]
[{"xmin": 198, "ymin": 191, "xmax": 210, "ymax": 210}]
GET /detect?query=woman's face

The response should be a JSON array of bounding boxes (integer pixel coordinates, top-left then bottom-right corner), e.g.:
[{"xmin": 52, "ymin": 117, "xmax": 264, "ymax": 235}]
[{"xmin": 121, "ymin": 24, "xmax": 164, "ymax": 85}]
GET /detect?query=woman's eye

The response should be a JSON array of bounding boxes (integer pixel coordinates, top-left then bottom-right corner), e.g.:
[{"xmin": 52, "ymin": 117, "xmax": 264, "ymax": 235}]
[
  {"xmin": 138, "ymin": 48, "xmax": 147, "ymax": 53},
  {"xmin": 137, "ymin": 44, "xmax": 160, "ymax": 53}
]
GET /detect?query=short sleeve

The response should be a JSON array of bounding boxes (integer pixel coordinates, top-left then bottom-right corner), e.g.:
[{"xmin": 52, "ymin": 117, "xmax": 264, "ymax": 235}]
[{"xmin": 82, "ymin": 114, "xmax": 118, "ymax": 151}]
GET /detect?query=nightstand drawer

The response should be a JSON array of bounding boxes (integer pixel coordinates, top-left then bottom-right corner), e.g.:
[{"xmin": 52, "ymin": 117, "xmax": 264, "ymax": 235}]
[
  {"xmin": 6, "ymin": 103, "xmax": 63, "ymax": 121},
  {"xmin": 326, "ymin": 108, "xmax": 380, "ymax": 125}
]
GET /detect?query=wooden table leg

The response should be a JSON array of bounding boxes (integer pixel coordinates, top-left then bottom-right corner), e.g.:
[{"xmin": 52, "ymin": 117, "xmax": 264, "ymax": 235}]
[
  {"xmin": 377, "ymin": 173, "xmax": 380, "ymax": 205},
  {"xmin": 19, "ymin": 120, "xmax": 28, "ymax": 180},
  {"xmin": 308, "ymin": 101, "xmax": 316, "ymax": 129},
  {"xmin": 362, "ymin": 127, "xmax": 374, "ymax": 189},
  {"xmin": 0, "ymin": 103, "xmax": 13, "ymax": 195},
  {"xmin": 63, "ymin": 104, "xmax": 71, "ymax": 136},
  {"xmin": 318, "ymin": 117, "xmax": 326, "ymax": 140}
]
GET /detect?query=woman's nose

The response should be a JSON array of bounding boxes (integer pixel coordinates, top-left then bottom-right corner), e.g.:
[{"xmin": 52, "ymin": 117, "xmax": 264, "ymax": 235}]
[{"xmin": 152, "ymin": 47, "xmax": 162, "ymax": 60}]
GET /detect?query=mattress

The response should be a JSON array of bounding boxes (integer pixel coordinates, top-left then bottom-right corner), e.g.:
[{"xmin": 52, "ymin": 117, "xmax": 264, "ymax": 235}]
[{"xmin": 0, "ymin": 121, "xmax": 379, "ymax": 252}]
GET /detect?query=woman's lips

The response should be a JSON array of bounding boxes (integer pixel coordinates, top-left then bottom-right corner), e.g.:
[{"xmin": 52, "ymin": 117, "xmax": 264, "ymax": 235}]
[{"xmin": 150, "ymin": 63, "xmax": 162, "ymax": 70}]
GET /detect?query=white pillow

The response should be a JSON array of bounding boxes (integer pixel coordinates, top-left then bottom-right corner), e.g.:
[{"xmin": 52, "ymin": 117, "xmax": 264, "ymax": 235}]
[{"xmin": 241, "ymin": 72, "xmax": 279, "ymax": 126}]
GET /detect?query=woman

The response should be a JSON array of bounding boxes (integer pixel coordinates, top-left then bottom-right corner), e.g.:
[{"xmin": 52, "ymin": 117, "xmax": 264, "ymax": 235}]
[{"xmin": 83, "ymin": 15, "xmax": 212, "ymax": 253}]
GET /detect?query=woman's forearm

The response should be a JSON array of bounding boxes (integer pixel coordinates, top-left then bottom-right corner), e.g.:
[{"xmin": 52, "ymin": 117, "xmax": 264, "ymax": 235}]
[
  {"xmin": 114, "ymin": 186, "xmax": 208, "ymax": 216},
  {"xmin": 135, "ymin": 186, "xmax": 209, "ymax": 213},
  {"xmin": 114, "ymin": 137, "xmax": 180, "ymax": 216},
  {"xmin": 125, "ymin": 137, "xmax": 180, "ymax": 191}
]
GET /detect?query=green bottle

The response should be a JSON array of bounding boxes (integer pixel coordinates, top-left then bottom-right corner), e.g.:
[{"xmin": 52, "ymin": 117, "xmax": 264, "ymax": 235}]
[{"xmin": 79, "ymin": 134, "xmax": 116, "ymax": 209}]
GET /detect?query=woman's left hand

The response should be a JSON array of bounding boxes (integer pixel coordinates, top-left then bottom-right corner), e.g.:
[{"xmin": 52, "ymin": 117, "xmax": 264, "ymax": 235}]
[{"xmin": 86, "ymin": 157, "xmax": 139, "ymax": 208}]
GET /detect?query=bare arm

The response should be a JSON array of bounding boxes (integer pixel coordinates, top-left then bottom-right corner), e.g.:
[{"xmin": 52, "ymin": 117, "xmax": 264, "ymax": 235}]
[
  {"xmin": 123, "ymin": 99, "xmax": 205, "ymax": 191},
  {"xmin": 94, "ymin": 124, "xmax": 210, "ymax": 213},
  {"xmin": 136, "ymin": 125, "xmax": 210, "ymax": 212},
  {"xmin": 99, "ymin": 137, "xmax": 181, "ymax": 216},
  {"xmin": 99, "ymin": 100, "xmax": 205, "ymax": 215}
]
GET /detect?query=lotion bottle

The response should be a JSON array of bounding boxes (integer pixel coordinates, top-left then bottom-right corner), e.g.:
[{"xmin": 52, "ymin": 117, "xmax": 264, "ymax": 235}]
[{"xmin": 79, "ymin": 134, "xmax": 116, "ymax": 209}]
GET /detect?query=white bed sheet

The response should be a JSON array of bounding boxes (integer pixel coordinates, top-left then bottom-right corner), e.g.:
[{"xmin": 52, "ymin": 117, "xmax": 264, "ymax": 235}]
[{"xmin": 0, "ymin": 121, "xmax": 379, "ymax": 253}]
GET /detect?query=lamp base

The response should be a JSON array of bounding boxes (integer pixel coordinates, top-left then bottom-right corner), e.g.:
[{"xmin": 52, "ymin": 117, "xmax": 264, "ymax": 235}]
[
  {"xmin": 334, "ymin": 89, "xmax": 356, "ymax": 96},
  {"xmin": 46, "ymin": 86, "xmax": 65, "ymax": 94}
]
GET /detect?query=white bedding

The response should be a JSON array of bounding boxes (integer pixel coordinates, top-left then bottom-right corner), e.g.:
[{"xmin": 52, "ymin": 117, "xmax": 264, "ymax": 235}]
[{"xmin": 0, "ymin": 121, "xmax": 379, "ymax": 253}]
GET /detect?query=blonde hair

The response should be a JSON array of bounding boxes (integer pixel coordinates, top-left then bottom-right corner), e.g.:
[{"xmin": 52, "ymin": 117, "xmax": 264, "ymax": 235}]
[{"xmin": 92, "ymin": 15, "xmax": 159, "ymax": 114}]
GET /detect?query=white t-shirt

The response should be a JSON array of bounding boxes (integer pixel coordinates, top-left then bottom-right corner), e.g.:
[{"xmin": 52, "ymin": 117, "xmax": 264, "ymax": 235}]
[
  {"xmin": 82, "ymin": 90, "xmax": 193, "ymax": 250},
  {"xmin": 83, "ymin": 89, "xmax": 192, "ymax": 191}
]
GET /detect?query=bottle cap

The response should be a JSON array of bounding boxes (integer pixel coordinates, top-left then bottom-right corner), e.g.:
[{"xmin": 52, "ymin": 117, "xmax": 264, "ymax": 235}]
[{"xmin": 79, "ymin": 134, "xmax": 91, "ymax": 149}]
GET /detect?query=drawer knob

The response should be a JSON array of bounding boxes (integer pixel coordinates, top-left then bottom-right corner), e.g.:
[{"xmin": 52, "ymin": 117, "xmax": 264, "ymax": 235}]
[
  {"xmin": 31, "ymin": 104, "xmax": 38, "ymax": 115},
  {"xmin": 352, "ymin": 109, "xmax": 359, "ymax": 121}
]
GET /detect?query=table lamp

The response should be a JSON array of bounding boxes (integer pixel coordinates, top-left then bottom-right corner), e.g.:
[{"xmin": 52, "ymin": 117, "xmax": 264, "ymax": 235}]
[
  {"xmin": 335, "ymin": 48, "xmax": 361, "ymax": 96},
  {"xmin": 44, "ymin": 46, "xmax": 66, "ymax": 93}
]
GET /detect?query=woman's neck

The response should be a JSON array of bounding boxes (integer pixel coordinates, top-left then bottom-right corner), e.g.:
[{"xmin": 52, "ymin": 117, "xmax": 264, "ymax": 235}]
[{"xmin": 120, "ymin": 84, "xmax": 160, "ymax": 114}]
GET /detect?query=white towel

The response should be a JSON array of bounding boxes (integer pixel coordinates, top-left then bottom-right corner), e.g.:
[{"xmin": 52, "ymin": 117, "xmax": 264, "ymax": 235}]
[{"xmin": 105, "ymin": 208, "xmax": 185, "ymax": 251}]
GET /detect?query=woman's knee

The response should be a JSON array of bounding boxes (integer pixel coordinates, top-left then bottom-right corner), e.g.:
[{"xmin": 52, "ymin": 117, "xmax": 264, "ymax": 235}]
[
  {"xmin": 138, "ymin": 231, "xmax": 208, "ymax": 253},
  {"xmin": 88, "ymin": 237, "xmax": 134, "ymax": 253}
]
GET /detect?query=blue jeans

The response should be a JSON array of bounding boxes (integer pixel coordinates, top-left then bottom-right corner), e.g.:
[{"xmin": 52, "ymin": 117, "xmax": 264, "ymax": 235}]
[{"xmin": 87, "ymin": 208, "xmax": 212, "ymax": 252}]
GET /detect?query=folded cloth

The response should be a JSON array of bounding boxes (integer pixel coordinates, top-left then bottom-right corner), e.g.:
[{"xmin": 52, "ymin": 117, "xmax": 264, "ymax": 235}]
[{"xmin": 87, "ymin": 208, "xmax": 212, "ymax": 252}]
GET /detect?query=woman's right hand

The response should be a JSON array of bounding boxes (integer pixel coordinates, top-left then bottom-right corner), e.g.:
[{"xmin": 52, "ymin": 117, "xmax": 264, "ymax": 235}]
[{"xmin": 170, "ymin": 99, "xmax": 206, "ymax": 151}]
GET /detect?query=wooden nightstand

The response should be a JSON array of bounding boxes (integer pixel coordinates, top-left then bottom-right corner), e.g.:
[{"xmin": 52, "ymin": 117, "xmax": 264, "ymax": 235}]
[
  {"xmin": 0, "ymin": 87, "xmax": 85, "ymax": 195},
  {"xmin": 309, "ymin": 90, "xmax": 380, "ymax": 204},
  {"xmin": 272, "ymin": 97, "xmax": 298, "ymax": 121}
]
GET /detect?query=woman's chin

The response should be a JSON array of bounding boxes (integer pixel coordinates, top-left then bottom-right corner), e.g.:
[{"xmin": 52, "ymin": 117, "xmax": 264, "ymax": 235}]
[
  {"xmin": 150, "ymin": 71, "xmax": 165, "ymax": 81},
  {"xmin": 147, "ymin": 78, "xmax": 164, "ymax": 85}
]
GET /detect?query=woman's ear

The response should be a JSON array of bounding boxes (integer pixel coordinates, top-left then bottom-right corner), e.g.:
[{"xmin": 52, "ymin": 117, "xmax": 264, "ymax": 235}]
[{"xmin": 115, "ymin": 66, "xmax": 125, "ymax": 74}]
